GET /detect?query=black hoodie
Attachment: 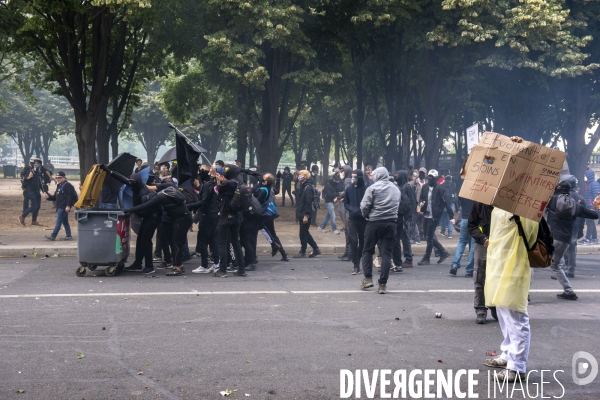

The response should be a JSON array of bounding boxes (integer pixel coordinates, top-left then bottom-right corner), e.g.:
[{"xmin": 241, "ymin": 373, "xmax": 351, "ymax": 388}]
[
  {"xmin": 217, "ymin": 164, "xmax": 242, "ymax": 215},
  {"xmin": 296, "ymin": 177, "xmax": 316, "ymax": 221},
  {"xmin": 344, "ymin": 169, "xmax": 367, "ymax": 220},
  {"xmin": 396, "ymin": 171, "xmax": 417, "ymax": 215}
]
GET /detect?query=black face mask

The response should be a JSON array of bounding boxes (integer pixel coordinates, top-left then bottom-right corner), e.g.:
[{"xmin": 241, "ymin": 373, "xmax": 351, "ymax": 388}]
[
  {"xmin": 198, "ymin": 169, "xmax": 210, "ymax": 181},
  {"xmin": 419, "ymin": 172, "xmax": 425, "ymax": 180},
  {"xmin": 428, "ymin": 177, "xmax": 437, "ymax": 186}
]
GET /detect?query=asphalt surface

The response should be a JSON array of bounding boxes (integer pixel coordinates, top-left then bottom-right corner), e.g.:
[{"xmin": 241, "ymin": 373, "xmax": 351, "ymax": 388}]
[{"xmin": 1, "ymin": 254, "xmax": 600, "ymax": 399}]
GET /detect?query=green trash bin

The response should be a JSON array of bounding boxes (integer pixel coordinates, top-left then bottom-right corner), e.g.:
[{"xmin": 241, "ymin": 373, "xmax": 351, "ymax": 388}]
[{"xmin": 3, "ymin": 165, "xmax": 17, "ymax": 178}]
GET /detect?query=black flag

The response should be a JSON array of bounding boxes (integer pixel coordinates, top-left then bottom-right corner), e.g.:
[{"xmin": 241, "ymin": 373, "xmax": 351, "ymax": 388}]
[{"xmin": 175, "ymin": 132, "xmax": 203, "ymax": 189}]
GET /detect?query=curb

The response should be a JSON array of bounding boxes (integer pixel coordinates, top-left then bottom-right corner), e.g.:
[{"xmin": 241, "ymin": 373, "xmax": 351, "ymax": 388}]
[{"xmin": 2, "ymin": 244, "xmax": 598, "ymax": 259}]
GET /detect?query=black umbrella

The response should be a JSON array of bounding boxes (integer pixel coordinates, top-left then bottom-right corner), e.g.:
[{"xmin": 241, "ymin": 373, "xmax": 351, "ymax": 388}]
[
  {"xmin": 157, "ymin": 143, "xmax": 207, "ymax": 165},
  {"xmin": 105, "ymin": 152, "xmax": 137, "ymax": 193}
]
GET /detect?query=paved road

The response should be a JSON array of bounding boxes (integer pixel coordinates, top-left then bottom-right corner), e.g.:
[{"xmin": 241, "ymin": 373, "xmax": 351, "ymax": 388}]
[{"xmin": 0, "ymin": 255, "xmax": 599, "ymax": 399}]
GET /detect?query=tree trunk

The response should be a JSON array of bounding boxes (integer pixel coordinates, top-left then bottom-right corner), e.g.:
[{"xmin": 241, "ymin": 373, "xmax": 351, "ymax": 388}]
[
  {"xmin": 75, "ymin": 113, "xmax": 99, "ymax": 179},
  {"xmin": 110, "ymin": 122, "xmax": 119, "ymax": 159},
  {"xmin": 97, "ymin": 111, "xmax": 110, "ymax": 164}
]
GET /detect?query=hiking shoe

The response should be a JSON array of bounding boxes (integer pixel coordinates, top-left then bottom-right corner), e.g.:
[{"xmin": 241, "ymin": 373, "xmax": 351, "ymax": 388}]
[
  {"xmin": 437, "ymin": 251, "xmax": 451, "ymax": 264},
  {"xmin": 192, "ymin": 266, "xmax": 210, "ymax": 274},
  {"xmin": 402, "ymin": 262, "xmax": 413, "ymax": 268},
  {"xmin": 566, "ymin": 272, "xmax": 575, "ymax": 278},
  {"xmin": 485, "ymin": 356, "xmax": 508, "ymax": 369},
  {"xmin": 44, "ymin": 235, "xmax": 56, "ymax": 241},
  {"xmin": 465, "ymin": 273, "xmax": 473, "ymax": 278},
  {"xmin": 417, "ymin": 259, "xmax": 430, "ymax": 265},
  {"xmin": 494, "ymin": 369, "xmax": 526, "ymax": 383},
  {"xmin": 233, "ymin": 271, "xmax": 247, "ymax": 277},
  {"xmin": 213, "ymin": 270, "xmax": 228, "ymax": 278},
  {"xmin": 333, "ymin": 230, "xmax": 341, "ymax": 235},
  {"xmin": 60, "ymin": 236, "xmax": 73, "ymax": 241},
  {"xmin": 476, "ymin": 314, "xmax": 487, "ymax": 324},
  {"xmin": 157, "ymin": 262, "xmax": 172, "ymax": 269},
  {"xmin": 361, "ymin": 278, "xmax": 374, "ymax": 290},
  {"xmin": 18, "ymin": 216, "xmax": 26, "ymax": 226},
  {"xmin": 141, "ymin": 267, "xmax": 155, "ymax": 275},
  {"xmin": 449, "ymin": 266, "xmax": 458, "ymax": 276},
  {"xmin": 31, "ymin": 221, "xmax": 41, "ymax": 226},
  {"xmin": 351, "ymin": 265, "xmax": 359, "ymax": 275},
  {"xmin": 490, "ymin": 307, "xmax": 498, "ymax": 321},
  {"xmin": 308, "ymin": 248, "xmax": 321, "ymax": 258},
  {"xmin": 293, "ymin": 252, "xmax": 306, "ymax": 258},
  {"xmin": 557, "ymin": 292, "xmax": 578, "ymax": 300},
  {"xmin": 378, "ymin": 284, "xmax": 387, "ymax": 294}
]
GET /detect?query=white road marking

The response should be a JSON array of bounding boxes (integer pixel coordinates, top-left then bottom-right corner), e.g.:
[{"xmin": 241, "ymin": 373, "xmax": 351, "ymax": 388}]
[{"xmin": 1, "ymin": 289, "xmax": 600, "ymax": 298}]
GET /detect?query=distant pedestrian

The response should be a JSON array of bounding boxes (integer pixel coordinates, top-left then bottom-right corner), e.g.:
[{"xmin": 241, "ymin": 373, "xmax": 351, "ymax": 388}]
[
  {"xmin": 43, "ymin": 171, "xmax": 77, "ymax": 241},
  {"xmin": 293, "ymin": 170, "xmax": 321, "ymax": 258}
]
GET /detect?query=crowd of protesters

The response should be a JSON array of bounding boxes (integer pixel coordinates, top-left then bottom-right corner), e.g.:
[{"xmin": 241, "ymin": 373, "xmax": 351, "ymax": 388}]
[{"xmin": 17, "ymin": 135, "xmax": 600, "ymax": 383}]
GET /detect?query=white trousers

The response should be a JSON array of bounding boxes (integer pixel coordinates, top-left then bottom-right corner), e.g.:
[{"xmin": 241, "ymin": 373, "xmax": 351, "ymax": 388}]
[{"xmin": 497, "ymin": 306, "xmax": 530, "ymax": 373}]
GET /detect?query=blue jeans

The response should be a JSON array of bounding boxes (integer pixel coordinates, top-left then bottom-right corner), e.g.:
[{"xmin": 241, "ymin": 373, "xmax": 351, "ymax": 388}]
[
  {"xmin": 451, "ymin": 219, "xmax": 474, "ymax": 274},
  {"xmin": 439, "ymin": 204, "xmax": 455, "ymax": 235},
  {"xmin": 100, "ymin": 202, "xmax": 118, "ymax": 209},
  {"xmin": 51, "ymin": 208, "xmax": 72, "ymax": 238},
  {"xmin": 22, "ymin": 191, "xmax": 41, "ymax": 221},
  {"xmin": 318, "ymin": 202, "xmax": 337, "ymax": 231}
]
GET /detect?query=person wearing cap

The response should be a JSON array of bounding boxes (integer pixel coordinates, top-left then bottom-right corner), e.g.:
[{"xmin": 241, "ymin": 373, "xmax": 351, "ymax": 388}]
[
  {"xmin": 42, "ymin": 171, "xmax": 77, "ymax": 241},
  {"xmin": 417, "ymin": 169, "xmax": 455, "ymax": 265},
  {"xmin": 19, "ymin": 157, "xmax": 45, "ymax": 227}
]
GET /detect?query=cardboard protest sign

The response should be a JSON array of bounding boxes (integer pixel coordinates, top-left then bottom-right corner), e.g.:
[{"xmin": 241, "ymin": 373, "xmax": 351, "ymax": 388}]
[{"xmin": 459, "ymin": 132, "xmax": 567, "ymax": 222}]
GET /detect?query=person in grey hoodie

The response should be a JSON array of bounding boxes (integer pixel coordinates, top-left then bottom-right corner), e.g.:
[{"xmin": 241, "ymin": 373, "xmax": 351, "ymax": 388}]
[{"xmin": 359, "ymin": 167, "xmax": 401, "ymax": 294}]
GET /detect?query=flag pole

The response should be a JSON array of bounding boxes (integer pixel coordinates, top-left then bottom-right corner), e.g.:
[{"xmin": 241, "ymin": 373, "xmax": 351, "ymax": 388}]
[{"xmin": 168, "ymin": 122, "xmax": 214, "ymax": 165}]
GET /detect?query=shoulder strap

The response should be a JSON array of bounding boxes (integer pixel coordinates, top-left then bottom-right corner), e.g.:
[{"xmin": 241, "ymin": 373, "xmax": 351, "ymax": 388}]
[{"xmin": 510, "ymin": 215, "xmax": 533, "ymax": 251}]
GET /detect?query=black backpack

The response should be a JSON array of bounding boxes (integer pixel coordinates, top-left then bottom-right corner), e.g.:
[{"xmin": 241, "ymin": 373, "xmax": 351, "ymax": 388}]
[
  {"xmin": 310, "ymin": 184, "xmax": 321, "ymax": 212},
  {"xmin": 230, "ymin": 183, "xmax": 253, "ymax": 213}
]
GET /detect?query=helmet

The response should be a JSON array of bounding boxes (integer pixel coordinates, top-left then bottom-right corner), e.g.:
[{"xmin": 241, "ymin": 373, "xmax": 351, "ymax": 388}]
[
  {"xmin": 559, "ymin": 174, "xmax": 578, "ymax": 190},
  {"xmin": 427, "ymin": 169, "xmax": 439, "ymax": 178}
]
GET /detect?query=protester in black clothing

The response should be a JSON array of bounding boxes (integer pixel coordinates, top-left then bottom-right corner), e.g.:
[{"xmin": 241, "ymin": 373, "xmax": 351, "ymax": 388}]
[
  {"xmin": 467, "ymin": 201, "xmax": 495, "ymax": 324},
  {"xmin": 127, "ymin": 186, "xmax": 192, "ymax": 275},
  {"xmin": 19, "ymin": 158, "xmax": 46, "ymax": 227},
  {"xmin": 318, "ymin": 174, "xmax": 341, "ymax": 234},
  {"xmin": 255, "ymin": 173, "xmax": 289, "ymax": 262},
  {"xmin": 392, "ymin": 170, "xmax": 416, "ymax": 271},
  {"xmin": 101, "ymin": 165, "xmax": 159, "ymax": 273},
  {"xmin": 43, "ymin": 171, "xmax": 76, "ymax": 241},
  {"xmin": 190, "ymin": 165, "xmax": 221, "ymax": 273},
  {"xmin": 281, "ymin": 167, "xmax": 294, "ymax": 206},
  {"xmin": 417, "ymin": 169, "xmax": 455, "ymax": 265},
  {"xmin": 21, "ymin": 160, "xmax": 35, "ymax": 213},
  {"xmin": 146, "ymin": 171, "xmax": 179, "ymax": 269},
  {"xmin": 212, "ymin": 164, "xmax": 246, "ymax": 277},
  {"xmin": 344, "ymin": 170, "xmax": 368, "ymax": 275},
  {"xmin": 293, "ymin": 170, "xmax": 321, "ymax": 258}
]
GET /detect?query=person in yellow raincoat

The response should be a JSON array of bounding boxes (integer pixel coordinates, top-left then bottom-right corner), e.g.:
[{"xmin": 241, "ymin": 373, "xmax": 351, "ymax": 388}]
[{"xmin": 483, "ymin": 207, "xmax": 538, "ymax": 383}]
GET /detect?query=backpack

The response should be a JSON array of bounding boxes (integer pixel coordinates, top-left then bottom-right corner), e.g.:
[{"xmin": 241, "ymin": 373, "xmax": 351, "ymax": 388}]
[
  {"xmin": 511, "ymin": 215, "xmax": 554, "ymax": 268},
  {"xmin": 161, "ymin": 186, "xmax": 186, "ymax": 204},
  {"xmin": 244, "ymin": 195, "xmax": 263, "ymax": 219},
  {"xmin": 310, "ymin": 184, "xmax": 321, "ymax": 212},
  {"xmin": 230, "ymin": 183, "xmax": 253, "ymax": 213},
  {"xmin": 397, "ymin": 189, "xmax": 412, "ymax": 216},
  {"xmin": 179, "ymin": 188, "xmax": 198, "ymax": 204},
  {"xmin": 554, "ymin": 193, "xmax": 576, "ymax": 218}
]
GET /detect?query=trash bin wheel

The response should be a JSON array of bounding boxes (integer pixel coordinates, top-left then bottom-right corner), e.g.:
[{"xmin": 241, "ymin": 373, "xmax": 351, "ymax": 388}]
[
  {"xmin": 76, "ymin": 266, "xmax": 87, "ymax": 277},
  {"xmin": 88, "ymin": 265, "xmax": 97, "ymax": 271},
  {"xmin": 105, "ymin": 266, "xmax": 118, "ymax": 277}
]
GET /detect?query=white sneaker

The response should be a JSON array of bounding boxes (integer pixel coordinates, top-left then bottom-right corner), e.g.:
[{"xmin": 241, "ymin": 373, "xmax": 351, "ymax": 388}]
[
  {"xmin": 208, "ymin": 263, "xmax": 219, "ymax": 273},
  {"xmin": 192, "ymin": 266, "xmax": 210, "ymax": 274},
  {"xmin": 333, "ymin": 230, "xmax": 340, "ymax": 235},
  {"xmin": 373, "ymin": 257, "xmax": 381, "ymax": 268},
  {"xmin": 318, "ymin": 227, "xmax": 325, "ymax": 232}
]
